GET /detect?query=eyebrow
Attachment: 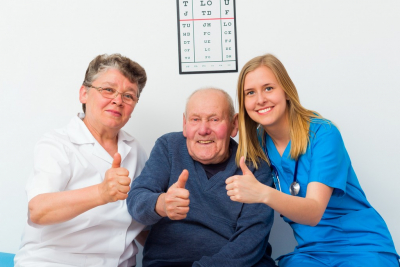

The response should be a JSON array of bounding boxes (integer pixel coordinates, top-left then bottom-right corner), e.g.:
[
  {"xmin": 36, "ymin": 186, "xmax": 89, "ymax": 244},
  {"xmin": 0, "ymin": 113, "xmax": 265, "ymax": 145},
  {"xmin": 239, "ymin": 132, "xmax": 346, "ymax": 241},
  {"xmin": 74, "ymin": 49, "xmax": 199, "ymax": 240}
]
[
  {"xmin": 101, "ymin": 82, "xmax": 137, "ymax": 93},
  {"xmin": 244, "ymin": 83, "xmax": 275, "ymax": 91},
  {"xmin": 189, "ymin": 113, "xmax": 218, "ymax": 117}
]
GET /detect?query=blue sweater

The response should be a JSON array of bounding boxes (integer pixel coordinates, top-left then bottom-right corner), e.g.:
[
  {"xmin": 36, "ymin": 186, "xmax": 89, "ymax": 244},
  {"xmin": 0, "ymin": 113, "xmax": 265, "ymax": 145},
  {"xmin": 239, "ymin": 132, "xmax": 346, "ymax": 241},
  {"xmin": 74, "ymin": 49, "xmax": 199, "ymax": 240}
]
[{"xmin": 127, "ymin": 132, "xmax": 276, "ymax": 267}]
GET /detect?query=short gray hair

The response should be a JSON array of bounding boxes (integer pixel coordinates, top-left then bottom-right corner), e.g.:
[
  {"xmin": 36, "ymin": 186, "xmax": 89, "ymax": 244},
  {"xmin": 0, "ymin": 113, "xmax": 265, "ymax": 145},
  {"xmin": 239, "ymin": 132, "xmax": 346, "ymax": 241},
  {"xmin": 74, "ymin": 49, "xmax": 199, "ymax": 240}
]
[
  {"xmin": 185, "ymin": 88, "xmax": 235, "ymax": 121},
  {"xmin": 82, "ymin": 53, "xmax": 147, "ymax": 113}
]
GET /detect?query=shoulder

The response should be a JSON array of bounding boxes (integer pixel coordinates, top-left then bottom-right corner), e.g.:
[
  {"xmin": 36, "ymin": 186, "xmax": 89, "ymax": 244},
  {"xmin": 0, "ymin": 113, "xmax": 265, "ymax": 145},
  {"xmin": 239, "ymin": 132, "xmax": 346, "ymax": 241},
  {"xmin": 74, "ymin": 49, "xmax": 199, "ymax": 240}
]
[
  {"xmin": 253, "ymin": 159, "xmax": 272, "ymax": 176},
  {"xmin": 120, "ymin": 130, "xmax": 148, "ymax": 161},
  {"xmin": 309, "ymin": 118, "xmax": 343, "ymax": 145},
  {"xmin": 247, "ymin": 158, "xmax": 272, "ymax": 186},
  {"xmin": 35, "ymin": 124, "xmax": 72, "ymax": 154},
  {"xmin": 155, "ymin": 131, "xmax": 186, "ymax": 147}
]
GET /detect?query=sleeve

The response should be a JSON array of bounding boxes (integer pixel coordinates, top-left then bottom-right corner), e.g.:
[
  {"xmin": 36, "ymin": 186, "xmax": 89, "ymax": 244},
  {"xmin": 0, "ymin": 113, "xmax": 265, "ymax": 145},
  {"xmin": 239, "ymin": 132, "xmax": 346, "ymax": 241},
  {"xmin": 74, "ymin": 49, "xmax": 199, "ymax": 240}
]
[
  {"xmin": 26, "ymin": 134, "xmax": 72, "ymax": 201},
  {"xmin": 127, "ymin": 136, "xmax": 172, "ymax": 225},
  {"xmin": 193, "ymin": 166, "xmax": 275, "ymax": 267},
  {"xmin": 308, "ymin": 122, "xmax": 350, "ymax": 196}
]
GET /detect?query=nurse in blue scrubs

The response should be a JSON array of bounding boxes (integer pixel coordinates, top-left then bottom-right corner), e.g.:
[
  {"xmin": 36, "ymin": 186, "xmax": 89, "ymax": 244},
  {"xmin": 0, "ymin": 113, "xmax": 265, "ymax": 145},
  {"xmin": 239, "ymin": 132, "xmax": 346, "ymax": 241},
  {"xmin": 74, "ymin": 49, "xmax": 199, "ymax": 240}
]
[{"xmin": 225, "ymin": 54, "xmax": 399, "ymax": 266}]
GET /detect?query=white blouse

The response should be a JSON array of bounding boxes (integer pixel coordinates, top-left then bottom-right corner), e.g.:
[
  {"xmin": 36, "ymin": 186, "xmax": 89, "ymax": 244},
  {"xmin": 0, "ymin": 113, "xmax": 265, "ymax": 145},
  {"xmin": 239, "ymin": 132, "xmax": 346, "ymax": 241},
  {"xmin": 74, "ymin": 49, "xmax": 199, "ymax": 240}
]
[{"xmin": 15, "ymin": 114, "xmax": 147, "ymax": 267}]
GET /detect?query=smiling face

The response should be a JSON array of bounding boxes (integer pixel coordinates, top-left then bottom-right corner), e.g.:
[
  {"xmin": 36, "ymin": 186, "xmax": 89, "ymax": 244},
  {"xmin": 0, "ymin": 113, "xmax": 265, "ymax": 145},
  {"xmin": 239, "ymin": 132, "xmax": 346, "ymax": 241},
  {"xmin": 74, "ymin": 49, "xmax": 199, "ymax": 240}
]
[
  {"xmin": 183, "ymin": 89, "xmax": 238, "ymax": 165},
  {"xmin": 244, "ymin": 65, "xmax": 289, "ymax": 133},
  {"xmin": 79, "ymin": 68, "xmax": 138, "ymax": 134}
]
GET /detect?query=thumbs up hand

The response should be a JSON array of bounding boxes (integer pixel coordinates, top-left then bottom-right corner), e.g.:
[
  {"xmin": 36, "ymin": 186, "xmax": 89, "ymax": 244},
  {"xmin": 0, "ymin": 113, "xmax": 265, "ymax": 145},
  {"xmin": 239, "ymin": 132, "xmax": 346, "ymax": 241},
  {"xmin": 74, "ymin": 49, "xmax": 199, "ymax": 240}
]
[
  {"xmin": 225, "ymin": 157, "xmax": 264, "ymax": 204},
  {"xmin": 98, "ymin": 152, "xmax": 131, "ymax": 204},
  {"xmin": 156, "ymin": 170, "xmax": 190, "ymax": 220}
]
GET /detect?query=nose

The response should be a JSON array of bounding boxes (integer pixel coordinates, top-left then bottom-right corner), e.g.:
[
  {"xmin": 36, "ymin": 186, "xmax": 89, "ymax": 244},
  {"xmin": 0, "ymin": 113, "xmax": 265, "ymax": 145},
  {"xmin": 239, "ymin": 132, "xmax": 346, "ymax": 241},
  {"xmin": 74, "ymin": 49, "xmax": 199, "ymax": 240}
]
[
  {"xmin": 198, "ymin": 121, "xmax": 211, "ymax": 136},
  {"xmin": 112, "ymin": 92, "xmax": 124, "ymax": 106},
  {"xmin": 257, "ymin": 91, "xmax": 267, "ymax": 105}
]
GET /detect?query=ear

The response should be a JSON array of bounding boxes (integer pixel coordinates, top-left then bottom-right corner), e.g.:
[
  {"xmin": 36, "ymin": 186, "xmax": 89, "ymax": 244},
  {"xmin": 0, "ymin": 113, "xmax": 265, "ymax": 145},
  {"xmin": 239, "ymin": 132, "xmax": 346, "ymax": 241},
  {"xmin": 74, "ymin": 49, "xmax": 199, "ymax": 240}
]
[
  {"xmin": 182, "ymin": 113, "xmax": 187, "ymax": 137},
  {"xmin": 79, "ymin": 85, "xmax": 88, "ymax": 104},
  {"xmin": 230, "ymin": 113, "xmax": 239, "ymax": 138}
]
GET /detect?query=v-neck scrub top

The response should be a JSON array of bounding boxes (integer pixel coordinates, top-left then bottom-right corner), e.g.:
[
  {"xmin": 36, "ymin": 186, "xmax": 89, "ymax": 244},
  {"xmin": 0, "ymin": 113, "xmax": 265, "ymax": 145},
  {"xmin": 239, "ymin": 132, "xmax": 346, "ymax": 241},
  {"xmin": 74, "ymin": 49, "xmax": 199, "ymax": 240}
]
[
  {"xmin": 15, "ymin": 115, "xmax": 147, "ymax": 267},
  {"xmin": 263, "ymin": 119, "xmax": 398, "ymax": 260}
]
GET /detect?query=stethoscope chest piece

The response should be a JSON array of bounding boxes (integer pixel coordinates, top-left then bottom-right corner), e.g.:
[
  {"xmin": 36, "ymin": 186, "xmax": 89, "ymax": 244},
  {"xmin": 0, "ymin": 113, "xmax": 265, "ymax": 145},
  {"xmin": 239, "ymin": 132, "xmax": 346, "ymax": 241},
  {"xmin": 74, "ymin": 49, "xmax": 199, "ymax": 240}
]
[{"xmin": 289, "ymin": 181, "xmax": 300, "ymax": 196}]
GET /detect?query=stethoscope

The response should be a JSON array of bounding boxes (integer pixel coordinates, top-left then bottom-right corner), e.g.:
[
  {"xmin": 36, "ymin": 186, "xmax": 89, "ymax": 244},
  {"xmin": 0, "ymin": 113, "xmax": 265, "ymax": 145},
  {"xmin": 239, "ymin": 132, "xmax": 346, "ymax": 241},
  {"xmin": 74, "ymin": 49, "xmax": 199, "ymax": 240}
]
[{"xmin": 263, "ymin": 133, "xmax": 300, "ymax": 196}]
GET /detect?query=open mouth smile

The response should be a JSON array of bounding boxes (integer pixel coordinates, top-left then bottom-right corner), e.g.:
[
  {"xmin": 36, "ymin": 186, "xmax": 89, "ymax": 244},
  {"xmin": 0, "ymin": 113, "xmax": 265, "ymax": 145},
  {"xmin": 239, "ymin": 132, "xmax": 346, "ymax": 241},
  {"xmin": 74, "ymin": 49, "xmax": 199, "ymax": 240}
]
[
  {"xmin": 257, "ymin": 107, "xmax": 272, "ymax": 114},
  {"xmin": 197, "ymin": 140, "xmax": 214, "ymax": 144}
]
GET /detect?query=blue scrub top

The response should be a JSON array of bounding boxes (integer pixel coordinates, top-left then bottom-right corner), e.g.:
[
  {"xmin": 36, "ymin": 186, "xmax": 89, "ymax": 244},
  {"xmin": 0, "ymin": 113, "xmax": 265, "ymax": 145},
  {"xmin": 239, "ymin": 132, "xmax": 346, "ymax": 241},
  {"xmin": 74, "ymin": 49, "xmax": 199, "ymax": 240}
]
[{"xmin": 263, "ymin": 119, "xmax": 398, "ymax": 256}]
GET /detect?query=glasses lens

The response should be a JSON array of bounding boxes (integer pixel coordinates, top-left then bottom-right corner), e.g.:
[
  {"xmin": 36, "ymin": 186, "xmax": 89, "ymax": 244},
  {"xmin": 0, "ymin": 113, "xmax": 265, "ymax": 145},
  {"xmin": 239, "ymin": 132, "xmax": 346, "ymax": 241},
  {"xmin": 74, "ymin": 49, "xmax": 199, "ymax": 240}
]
[
  {"xmin": 96, "ymin": 86, "xmax": 138, "ymax": 105},
  {"xmin": 122, "ymin": 93, "xmax": 137, "ymax": 105},
  {"xmin": 100, "ymin": 88, "xmax": 116, "ymax": 98}
]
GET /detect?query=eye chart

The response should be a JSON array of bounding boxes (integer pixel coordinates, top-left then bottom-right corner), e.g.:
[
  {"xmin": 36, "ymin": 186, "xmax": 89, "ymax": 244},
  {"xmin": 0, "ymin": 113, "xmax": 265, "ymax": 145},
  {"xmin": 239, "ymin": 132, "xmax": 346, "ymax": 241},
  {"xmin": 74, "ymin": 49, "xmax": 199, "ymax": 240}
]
[{"xmin": 177, "ymin": 0, "xmax": 238, "ymax": 74}]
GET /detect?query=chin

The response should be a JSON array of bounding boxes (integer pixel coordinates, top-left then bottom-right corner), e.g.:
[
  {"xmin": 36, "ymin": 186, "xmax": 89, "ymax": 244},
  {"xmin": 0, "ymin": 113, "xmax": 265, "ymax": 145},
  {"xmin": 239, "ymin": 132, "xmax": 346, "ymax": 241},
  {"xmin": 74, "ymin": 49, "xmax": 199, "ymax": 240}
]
[{"xmin": 195, "ymin": 156, "xmax": 215, "ymax": 165}]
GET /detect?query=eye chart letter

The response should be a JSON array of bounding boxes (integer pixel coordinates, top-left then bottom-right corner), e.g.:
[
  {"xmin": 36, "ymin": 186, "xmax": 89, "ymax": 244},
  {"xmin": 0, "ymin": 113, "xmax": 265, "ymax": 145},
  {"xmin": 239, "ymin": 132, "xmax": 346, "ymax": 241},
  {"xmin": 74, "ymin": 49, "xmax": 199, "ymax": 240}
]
[{"xmin": 177, "ymin": 0, "xmax": 238, "ymax": 74}]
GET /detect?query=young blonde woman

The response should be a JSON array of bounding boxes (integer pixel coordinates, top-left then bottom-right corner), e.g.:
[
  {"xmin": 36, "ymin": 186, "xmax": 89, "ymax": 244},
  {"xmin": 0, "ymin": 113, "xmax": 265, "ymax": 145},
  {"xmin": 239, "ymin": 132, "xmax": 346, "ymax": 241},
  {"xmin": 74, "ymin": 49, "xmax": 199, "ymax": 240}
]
[{"xmin": 225, "ymin": 54, "xmax": 399, "ymax": 266}]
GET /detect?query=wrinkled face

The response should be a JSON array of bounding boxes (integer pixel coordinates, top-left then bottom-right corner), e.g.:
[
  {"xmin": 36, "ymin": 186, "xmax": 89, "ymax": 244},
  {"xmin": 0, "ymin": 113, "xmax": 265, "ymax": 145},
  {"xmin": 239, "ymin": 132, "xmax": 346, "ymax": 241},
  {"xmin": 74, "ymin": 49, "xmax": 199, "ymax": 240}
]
[
  {"xmin": 183, "ymin": 90, "xmax": 238, "ymax": 165},
  {"xmin": 79, "ymin": 68, "xmax": 138, "ymax": 132},
  {"xmin": 243, "ymin": 66, "xmax": 288, "ymax": 132}
]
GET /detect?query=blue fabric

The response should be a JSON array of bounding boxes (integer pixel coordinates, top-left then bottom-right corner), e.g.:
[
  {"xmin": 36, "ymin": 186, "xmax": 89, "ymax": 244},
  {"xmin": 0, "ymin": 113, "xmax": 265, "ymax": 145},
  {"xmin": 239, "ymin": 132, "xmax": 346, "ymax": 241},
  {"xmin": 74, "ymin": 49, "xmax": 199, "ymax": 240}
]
[
  {"xmin": 128, "ymin": 132, "xmax": 276, "ymax": 267},
  {"xmin": 0, "ymin": 252, "xmax": 15, "ymax": 267},
  {"xmin": 261, "ymin": 119, "xmax": 399, "ymax": 262},
  {"xmin": 278, "ymin": 251, "xmax": 399, "ymax": 267}
]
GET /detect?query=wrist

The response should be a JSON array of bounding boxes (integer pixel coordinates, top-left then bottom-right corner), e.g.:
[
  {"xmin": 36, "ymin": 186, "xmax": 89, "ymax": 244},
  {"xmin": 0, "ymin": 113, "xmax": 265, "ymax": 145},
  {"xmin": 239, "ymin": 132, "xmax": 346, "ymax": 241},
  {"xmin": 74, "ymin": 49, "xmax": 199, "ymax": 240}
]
[
  {"xmin": 260, "ymin": 184, "xmax": 272, "ymax": 205},
  {"xmin": 95, "ymin": 184, "xmax": 108, "ymax": 206},
  {"xmin": 155, "ymin": 193, "xmax": 167, "ymax": 217}
]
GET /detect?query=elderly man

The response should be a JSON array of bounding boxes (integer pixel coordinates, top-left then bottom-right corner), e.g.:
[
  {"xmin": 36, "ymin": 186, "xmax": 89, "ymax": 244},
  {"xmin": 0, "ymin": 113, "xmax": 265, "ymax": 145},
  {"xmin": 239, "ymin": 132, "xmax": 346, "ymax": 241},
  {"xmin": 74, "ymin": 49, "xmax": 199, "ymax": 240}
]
[{"xmin": 127, "ymin": 88, "xmax": 276, "ymax": 267}]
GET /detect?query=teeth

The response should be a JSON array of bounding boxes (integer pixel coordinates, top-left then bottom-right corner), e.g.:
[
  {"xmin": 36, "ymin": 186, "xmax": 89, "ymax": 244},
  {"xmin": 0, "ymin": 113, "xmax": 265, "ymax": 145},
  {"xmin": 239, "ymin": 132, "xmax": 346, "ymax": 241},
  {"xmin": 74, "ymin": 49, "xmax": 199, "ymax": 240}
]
[
  {"xmin": 198, "ymin": 140, "xmax": 213, "ymax": 144},
  {"xmin": 259, "ymin": 107, "xmax": 272, "ymax": 113}
]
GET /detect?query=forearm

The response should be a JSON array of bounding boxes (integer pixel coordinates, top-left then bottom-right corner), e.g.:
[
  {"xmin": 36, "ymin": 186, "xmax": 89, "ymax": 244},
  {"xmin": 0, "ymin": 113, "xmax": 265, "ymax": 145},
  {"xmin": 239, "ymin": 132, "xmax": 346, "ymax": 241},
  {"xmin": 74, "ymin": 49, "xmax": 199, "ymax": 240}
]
[
  {"xmin": 29, "ymin": 184, "xmax": 105, "ymax": 225},
  {"xmin": 261, "ymin": 183, "xmax": 330, "ymax": 226}
]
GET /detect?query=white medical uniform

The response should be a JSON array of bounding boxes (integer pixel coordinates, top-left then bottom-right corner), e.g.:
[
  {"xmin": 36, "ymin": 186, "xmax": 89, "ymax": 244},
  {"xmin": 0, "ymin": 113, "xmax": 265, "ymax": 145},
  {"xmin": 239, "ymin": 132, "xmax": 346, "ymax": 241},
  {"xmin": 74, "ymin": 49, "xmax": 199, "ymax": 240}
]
[{"xmin": 15, "ymin": 114, "xmax": 147, "ymax": 267}]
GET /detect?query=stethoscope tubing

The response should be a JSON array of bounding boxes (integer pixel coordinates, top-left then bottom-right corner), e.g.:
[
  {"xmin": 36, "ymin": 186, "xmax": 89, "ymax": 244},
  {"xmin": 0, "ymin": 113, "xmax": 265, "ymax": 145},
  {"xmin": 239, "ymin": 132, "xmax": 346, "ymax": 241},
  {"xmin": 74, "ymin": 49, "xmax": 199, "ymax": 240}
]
[{"xmin": 263, "ymin": 132, "xmax": 300, "ymax": 196}]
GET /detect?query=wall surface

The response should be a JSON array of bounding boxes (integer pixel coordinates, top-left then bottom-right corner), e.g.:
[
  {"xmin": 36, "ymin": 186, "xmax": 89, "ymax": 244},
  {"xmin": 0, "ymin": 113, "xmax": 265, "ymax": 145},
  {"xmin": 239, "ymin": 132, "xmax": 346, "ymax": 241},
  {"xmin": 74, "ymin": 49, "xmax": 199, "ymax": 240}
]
[{"xmin": 1, "ymin": 0, "xmax": 399, "ymax": 264}]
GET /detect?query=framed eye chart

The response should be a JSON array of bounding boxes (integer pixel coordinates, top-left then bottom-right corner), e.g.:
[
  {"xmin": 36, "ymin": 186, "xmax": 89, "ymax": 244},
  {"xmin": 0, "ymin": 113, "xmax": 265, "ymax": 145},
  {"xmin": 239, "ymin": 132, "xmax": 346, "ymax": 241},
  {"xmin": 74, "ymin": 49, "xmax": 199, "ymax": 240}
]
[{"xmin": 177, "ymin": 0, "xmax": 238, "ymax": 74}]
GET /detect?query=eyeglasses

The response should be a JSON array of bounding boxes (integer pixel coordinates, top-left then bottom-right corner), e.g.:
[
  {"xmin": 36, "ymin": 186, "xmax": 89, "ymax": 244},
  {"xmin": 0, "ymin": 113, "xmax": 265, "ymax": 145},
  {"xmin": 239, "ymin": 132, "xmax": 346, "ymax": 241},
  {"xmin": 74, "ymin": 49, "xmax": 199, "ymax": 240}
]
[{"xmin": 88, "ymin": 85, "xmax": 139, "ymax": 105}]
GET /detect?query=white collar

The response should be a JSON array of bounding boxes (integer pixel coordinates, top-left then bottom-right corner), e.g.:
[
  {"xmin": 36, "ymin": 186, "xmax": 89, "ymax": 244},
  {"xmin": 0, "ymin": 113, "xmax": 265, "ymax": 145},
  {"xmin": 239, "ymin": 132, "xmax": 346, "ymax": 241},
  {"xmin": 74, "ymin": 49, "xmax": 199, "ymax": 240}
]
[{"xmin": 67, "ymin": 113, "xmax": 135, "ymax": 164}]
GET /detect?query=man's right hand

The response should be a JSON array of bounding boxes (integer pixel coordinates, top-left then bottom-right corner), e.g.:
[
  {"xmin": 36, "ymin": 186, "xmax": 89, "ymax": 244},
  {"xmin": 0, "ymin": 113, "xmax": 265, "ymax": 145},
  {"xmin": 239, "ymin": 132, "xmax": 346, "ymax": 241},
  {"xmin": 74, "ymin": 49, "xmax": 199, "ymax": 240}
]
[{"xmin": 156, "ymin": 170, "xmax": 190, "ymax": 220}]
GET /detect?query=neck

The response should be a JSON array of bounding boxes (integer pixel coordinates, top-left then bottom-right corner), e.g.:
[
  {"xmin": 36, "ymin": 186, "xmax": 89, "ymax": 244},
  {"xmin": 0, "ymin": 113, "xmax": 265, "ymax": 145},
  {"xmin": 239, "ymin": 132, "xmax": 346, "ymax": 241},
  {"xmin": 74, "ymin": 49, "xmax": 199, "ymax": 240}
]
[
  {"xmin": 264, "ymin": 115, "xmax": 290, "ymax": 156},
  {"xmin": 83, "ymin": 117, "xmax": 119, "ymax": 156}
]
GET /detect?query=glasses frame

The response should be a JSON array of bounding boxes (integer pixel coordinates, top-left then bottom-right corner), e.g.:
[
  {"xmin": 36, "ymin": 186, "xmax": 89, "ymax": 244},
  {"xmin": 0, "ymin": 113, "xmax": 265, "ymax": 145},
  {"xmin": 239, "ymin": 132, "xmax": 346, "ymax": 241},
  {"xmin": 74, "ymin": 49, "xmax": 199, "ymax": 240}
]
[{"xmin": 88, "ymin": 85, "xmax": 139, "ymax": 105}]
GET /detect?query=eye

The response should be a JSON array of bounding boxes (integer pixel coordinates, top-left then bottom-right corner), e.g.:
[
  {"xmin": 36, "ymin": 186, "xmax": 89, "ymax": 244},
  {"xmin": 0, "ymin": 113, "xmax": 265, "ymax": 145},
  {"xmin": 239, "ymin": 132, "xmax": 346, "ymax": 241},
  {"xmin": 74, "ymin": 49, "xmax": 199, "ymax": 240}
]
[
  {"xmin": 103, "ymin": 87, "xmax": 115, "ymax": 93},
  {"xmin": 210, "ymin": 118, "xmax": 219, "ymax": 122},
  {"xmin": 245, "ymin": 90, "xmax": 255, "ymax": 96},
  {"xmin": 123, "ymin": 93, "xmax": 134, "ymax": 100},
  {"xmin": 265, "ymin": 86, "xmax": 273, "ymax": 91}
]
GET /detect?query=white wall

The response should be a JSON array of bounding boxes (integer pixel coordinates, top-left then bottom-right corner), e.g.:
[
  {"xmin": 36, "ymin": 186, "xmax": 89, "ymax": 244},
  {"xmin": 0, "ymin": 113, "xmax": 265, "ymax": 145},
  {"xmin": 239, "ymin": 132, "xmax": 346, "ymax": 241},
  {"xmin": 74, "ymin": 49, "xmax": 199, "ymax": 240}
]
[{"xmin": 1, "ymin": 0, "xmax": 399, "ymax": 263}]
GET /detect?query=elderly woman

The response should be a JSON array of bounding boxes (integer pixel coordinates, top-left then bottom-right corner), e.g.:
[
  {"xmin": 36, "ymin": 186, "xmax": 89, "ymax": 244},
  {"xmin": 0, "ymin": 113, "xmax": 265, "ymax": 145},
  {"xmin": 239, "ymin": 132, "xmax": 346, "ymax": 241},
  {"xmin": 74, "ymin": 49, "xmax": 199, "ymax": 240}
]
[{"xmin": 14, "ymin": 54, "xmax": 147, "ymax": 267}]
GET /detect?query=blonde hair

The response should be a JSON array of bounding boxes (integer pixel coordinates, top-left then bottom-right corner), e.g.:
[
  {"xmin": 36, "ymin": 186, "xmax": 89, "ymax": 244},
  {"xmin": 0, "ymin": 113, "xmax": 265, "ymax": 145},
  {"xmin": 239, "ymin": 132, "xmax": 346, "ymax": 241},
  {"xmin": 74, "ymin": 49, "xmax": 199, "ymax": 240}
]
[{"xmin": 236, "ymin": 54, "xmax": 323, "ymax": 168}]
